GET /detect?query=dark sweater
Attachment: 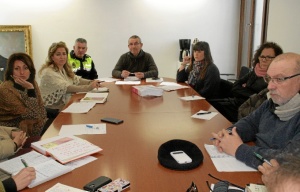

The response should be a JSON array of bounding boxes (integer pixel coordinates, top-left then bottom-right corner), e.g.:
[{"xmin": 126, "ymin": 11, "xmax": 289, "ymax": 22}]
[
  {"xmin": 112, "ymin": 50, "xmax": 158, "ymax": 78},
  {"xmin": 176, "ymin": 63, "xmax": 220, "ymax": 99},
  {"xmin": 234, "ymin": 99, "xmax": 300, "ymax": 169}
]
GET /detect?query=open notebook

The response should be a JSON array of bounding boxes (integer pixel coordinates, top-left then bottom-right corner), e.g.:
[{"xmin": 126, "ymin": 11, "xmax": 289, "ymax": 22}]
[{"xmin": 0, "ymin": 151, "xmax": 72, "ymax": 188}]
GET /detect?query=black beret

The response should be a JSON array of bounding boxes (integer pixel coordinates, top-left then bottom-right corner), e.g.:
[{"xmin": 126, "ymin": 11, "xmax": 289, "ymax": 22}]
[{"xmin": 158, "ymin": 139, "xmax": 203, "ymax": 171}]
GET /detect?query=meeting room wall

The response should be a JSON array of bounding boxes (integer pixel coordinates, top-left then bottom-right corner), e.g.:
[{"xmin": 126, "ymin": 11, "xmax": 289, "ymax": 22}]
[
  {"xmin": 0, "ymin": 0, "xmax": 240, "ymax": 82},
  {"xmin": 267, "ymin": 0, "xmax": 300, "ymax": 53}
]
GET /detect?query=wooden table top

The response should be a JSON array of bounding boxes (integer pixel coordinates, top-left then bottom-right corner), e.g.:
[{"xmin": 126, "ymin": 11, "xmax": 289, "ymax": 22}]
[{"xmin": 22, "ymin": 78, "xmax": 261, "ymax": 192}]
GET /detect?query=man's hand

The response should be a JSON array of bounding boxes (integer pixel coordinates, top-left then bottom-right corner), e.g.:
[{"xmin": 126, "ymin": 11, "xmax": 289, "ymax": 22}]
[
  {"xmin": 258, "ymin": 159, "xmax": 279, "ymax": 186},
  {"xmin": 121, "ymin": 70, "xmax": 130, "ymax": 78},
  {"xmin": 211, "ymin": 127, "xmax": 243, "ymax": 156},
  {"xmin": 135, "ymin": 72, "xmax": 144, "ymax": 79},
  {"xmin": 12, "ymin": 167, "xmax": 36, "ymax": 191}
]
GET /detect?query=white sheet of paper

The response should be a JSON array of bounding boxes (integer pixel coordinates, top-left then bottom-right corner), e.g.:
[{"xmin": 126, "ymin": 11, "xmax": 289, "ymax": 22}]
[
  {"xmin": 191, "ymin": 110, "xmax": 218, "ymax": 120},
  {"xmin": 97, "ymin": 77, "xmax": 120, "ymax": 82},
  {"xmin": 124, "ymin": 76, "xmax": 140, "ymax": 81},
  {"xmin": 205, "ymin": 144, "xmax": 257, "ymax": 172},
  {"xmin": 62, "ymin": 102, "xmax": 96, "ymax": 113},
  {"xmin": 146, "ymin": 77, "xmax": 164, "ymax": 82},
  {"xmin": 115, "ymin": 81, "xmax": 141, "ymax": 85},
  {"xmin": 46, "ymin": 183, "xmax": 88, "ymax": 192},
  {"xmin": 64, "ymin": 156, "xmax": 97, "ymax": 169},
  {"xmin": 159, "ymin": 82, "xmax": 181, "ymax": 86},
  {"xmin": 179, "ymin": 95, "xmax": 205, "ymax": 101},
  {"xmin": 59, "ymin": 124, "xmax": 106, "ymax": 136}
]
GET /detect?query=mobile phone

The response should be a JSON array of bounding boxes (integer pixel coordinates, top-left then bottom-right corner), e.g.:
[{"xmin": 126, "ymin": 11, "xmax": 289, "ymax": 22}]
[
  {"xmin": 170, "ymin": 150, "xmax": 192, "ymax": 164},
  {"xmin": 83, "ymin": 176, "xmax": 112, "ymax": 192},
  {"xmin": 98, "ymin": 178, "xmax": 130, "ymax": 192},
  {"xmin": 101, "ymin": 117, "xmax": 124, "ymax": 124}
]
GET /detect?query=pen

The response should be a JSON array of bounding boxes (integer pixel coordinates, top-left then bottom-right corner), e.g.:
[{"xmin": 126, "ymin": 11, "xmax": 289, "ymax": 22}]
[
  {"xmin": 197, "ymin": 111, "xmax": 211, "ymax": 115},
  {"xmin": 86, "ymin": 125, "xmax": 99, "ymax": 129},
  {"xmin": 210, "ymin": 129, "xmax": 232, "ymax": 141},
  {"xmin": 21, "ymin": 159, "xmax": 28, "ymax": 167},
  {"xmin": 253, "ymin": 152, "xmax": 272, "ymax": 166}
]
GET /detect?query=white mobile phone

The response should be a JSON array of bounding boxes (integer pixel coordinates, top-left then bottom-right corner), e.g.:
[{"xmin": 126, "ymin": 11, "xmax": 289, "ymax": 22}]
[{"xmin": 170, "ymin": 150, "xmax": 192, "ymax": 164}]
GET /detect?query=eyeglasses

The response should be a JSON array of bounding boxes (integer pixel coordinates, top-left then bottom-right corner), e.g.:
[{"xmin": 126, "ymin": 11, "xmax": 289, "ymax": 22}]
[
  {"xmin": 128, "ymin": 42, "xmax": 140, "ymax": 46},
  {"xmin": 264, "ymin": 73, "xmax": 300, "ymax": 84},
  {"xmin": 259, "ymin": 55, "xmax": 275, "ymax": 61}
]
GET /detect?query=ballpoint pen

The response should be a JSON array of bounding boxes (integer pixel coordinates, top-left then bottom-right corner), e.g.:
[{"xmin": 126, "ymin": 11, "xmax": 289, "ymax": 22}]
[
  {"xmin": 253, "ymin": 152, "xmax": 272, "ymax": 166},
  {"xmin": 197, "ymin": 111, "xmax": 211, "ymax": 115},
  {"xmin": 210, "ymin": 129, "xmax": 233, "ymax": 141},
  {"xmin": 21, "ymin": 159, "xmax": 28, "ymax": 167}
]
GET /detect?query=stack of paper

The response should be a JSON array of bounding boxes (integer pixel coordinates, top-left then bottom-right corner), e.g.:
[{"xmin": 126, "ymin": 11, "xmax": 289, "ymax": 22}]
[
  {"xmin": 159, "ymin": 82, "xmax": 189, "ymax": 91},
  {"xmin": 132, "ymin": 85, "xmax": 163, "ymax": 97}
]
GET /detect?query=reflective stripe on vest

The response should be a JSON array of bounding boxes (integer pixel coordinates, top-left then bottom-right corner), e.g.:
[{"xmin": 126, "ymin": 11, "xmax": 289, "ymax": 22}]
[{"xmin": 68, "ymin": 54, "xmax": 93, "ymax": 71}]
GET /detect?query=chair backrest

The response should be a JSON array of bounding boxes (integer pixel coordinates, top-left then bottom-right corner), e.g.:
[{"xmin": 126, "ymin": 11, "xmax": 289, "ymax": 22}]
[
  {"xmin": 239, "ymin": 66, "xmax": 251, "ymax": 79},
  {"xmin": 0, "ymin": 68, "xmax": 4, "ymax": 82}
]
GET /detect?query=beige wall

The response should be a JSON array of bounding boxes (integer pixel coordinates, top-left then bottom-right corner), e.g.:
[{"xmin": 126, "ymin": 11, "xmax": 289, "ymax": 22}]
[
  {"xmin": 0, "ymin": 0, "xmax": 240, "ymax": 81},
  {"xmin": 267, "ymin": 0, "xmax": 300, "ymax": 53}
]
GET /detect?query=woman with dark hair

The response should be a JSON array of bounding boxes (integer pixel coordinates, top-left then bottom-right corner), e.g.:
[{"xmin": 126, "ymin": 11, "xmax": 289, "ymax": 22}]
[
  {"xmin": 0, "ymin": 53, "xmax": 47, "ymax": 136},
  {"xmin": 176, "ymin": 41, "xmax": 220, "ymax": 99},
  {"xmin": 213, "ymin": 42, "xmax": 283, "ymax": 122},
  {"xmin": 39, "ymin": 41, "xmax": 101, "ymax": 112}
]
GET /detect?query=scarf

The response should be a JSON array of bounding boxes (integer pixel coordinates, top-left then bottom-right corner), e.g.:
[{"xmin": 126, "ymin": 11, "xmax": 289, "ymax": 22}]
[
  {"xmin": 254, "ymin": 63, "xmax": 267, "ymax": 77},
  {"xmin": 188, "ymin": 61, "xmax": 205, "ymax": 86},
  {"xmin": 268, "ymin": 93, "xmax": 300, "ymax": 121}
]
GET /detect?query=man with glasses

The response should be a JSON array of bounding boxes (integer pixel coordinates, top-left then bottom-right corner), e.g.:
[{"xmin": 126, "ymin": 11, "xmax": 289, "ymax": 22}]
[
  {"xmin": 211, "ymin": 42, "xmax": 283, "ymax": 122},
  {"xmin": 112, "ymin": 35, "xmax": 158, "ymax": 79},
  {"xmin": 212, "ymin": 52, "xmax": 300, "ymax": 169}
]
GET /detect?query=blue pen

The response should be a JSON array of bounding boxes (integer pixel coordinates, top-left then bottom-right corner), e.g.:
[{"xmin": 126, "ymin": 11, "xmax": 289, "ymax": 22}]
[{"xmin": 86, "ymin": 125, "xmax": 93, "ymax": 129}]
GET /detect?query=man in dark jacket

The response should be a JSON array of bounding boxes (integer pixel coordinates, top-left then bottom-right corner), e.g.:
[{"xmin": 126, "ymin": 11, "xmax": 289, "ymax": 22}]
[{"xmin": 112, "ymin": 35, "xmax": 158, "ymax": 79}]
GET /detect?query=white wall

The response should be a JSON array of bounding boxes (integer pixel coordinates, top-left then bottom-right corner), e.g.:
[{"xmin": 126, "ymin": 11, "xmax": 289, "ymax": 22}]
[
  {"xmin": 0, "ymin": 0, "xmax": 240, "ymax": 82},
  {"xmin": 268, "ymin": 0, "xmax": 300, "ymax": 53}
]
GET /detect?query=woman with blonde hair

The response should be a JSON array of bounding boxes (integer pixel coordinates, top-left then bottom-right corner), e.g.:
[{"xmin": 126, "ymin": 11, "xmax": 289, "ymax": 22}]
[{"xmin": 39, "ymin": 41, "xmax": 101, "ymax": 113}]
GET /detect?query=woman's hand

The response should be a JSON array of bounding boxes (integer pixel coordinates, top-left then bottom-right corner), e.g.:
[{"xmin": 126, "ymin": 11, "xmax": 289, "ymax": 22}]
[
  {"xmin": 89, "ymin": 80, "xmax": 102, "ymax": 89},
  {"xmin": 12, "ymin": 131, "xmax": 27, "ymax": 148},
  {"xmin": 12, "ymin": 167, "xmax": 36, "ymax": 191},
  {"xmin": 11, "ymin": 75, "xmax": 34, "ymax": 89}
]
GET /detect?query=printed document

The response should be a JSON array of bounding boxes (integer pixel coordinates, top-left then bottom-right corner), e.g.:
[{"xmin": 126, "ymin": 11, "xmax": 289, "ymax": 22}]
[{"xmin": 204, "ymin": 144, "xmax": 257, "ymax": 172}]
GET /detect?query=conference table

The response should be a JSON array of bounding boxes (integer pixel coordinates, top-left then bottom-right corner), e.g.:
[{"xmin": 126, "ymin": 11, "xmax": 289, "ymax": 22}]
[{"xmin": 23, "ymin": 77, "xmax": 261, "ymax": 192}]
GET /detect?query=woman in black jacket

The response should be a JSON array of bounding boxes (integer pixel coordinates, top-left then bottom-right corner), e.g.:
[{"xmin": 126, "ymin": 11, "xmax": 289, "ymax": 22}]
[
  {"xmin": 177, "ymin": 41, "xmax": 220, "ymax": 99},
  {"xmin": 212, "ymin": 42, "xmax": 283, "ymax": 122}
]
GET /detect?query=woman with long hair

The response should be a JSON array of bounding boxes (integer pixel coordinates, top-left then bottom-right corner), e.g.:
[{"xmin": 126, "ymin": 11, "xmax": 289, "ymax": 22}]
[{"xmin": 176, "ymin": 41, "xmax": 220, "ymax": 99}]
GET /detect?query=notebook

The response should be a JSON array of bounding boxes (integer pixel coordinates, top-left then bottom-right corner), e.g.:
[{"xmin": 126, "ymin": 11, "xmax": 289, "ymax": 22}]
[
  {"xmin": 31, "ymin": 135, "xmax": 102, "ymax": 164},
  {"xmin": 0, "ymin": 151, "xmax": 72, "ymax": 188}
]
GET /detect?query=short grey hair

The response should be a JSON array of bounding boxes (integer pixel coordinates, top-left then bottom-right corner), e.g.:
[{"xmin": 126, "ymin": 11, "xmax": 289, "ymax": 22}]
[{"xmin": 75, "ymin": 38, "xmax": 87, "ymax": 44}]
